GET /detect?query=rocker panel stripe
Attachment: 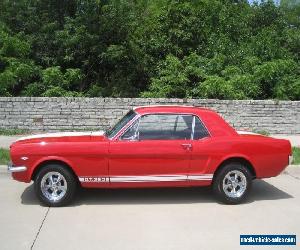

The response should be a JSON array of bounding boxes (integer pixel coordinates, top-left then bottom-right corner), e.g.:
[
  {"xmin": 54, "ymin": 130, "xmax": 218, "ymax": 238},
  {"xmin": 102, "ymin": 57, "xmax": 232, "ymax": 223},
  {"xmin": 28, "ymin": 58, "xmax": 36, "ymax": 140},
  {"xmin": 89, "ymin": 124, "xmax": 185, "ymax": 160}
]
[{"xmin": 79, "ymin": 174, "xmax": 213, "ymax": 183}]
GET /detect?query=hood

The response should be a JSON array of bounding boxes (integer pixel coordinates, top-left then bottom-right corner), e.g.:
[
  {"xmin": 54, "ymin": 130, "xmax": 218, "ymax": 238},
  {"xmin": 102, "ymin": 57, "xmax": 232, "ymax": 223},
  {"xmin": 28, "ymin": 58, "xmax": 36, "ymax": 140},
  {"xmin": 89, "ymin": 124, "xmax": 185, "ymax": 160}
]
[{"xmin": 13, "ymin": 131, "xmax": 106, "ymax": 145}]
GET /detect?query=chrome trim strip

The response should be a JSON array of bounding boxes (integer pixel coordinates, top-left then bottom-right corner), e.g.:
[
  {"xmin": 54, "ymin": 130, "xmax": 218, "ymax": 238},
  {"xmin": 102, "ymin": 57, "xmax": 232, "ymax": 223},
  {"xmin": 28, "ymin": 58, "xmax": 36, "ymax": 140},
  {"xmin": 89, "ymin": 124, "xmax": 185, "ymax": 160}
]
[
  {"xmin": 191, "ymin": 115, "xmax": 195, "ymax": 140},
  {"xmin": 187, "ymin": 174, "xmax": 213, "ymax": 181},
  {"xmin": 7, "ymin": 162, "xmax": 27, "ymax": 173},
  {"xmin": 78, "ymin": 174, "xmax": 213, "ymax": 183}
]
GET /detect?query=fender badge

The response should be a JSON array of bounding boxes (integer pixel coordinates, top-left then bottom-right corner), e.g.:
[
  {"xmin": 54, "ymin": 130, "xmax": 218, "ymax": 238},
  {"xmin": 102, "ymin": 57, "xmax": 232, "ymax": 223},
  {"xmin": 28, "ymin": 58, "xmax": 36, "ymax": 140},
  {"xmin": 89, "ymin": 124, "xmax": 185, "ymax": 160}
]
[{"xmin": 21, "ymin": 157, "xmax": 28, "ymax": 161}]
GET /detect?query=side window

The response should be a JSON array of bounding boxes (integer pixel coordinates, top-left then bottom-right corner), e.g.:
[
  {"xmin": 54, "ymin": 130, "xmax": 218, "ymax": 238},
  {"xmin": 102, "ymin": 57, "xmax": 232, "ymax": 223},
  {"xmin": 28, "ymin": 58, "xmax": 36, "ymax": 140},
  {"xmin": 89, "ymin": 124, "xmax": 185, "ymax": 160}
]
[
  {"xmin": 119, "ymin": 114, "xmax": 209, "ymax": 141},
  {"xmin": 193, "ymin": 116, "xmax": 209, "ymax": 139},
  {"xmin": 138, "ymin": 114, "xmax": 193, "ymax": 140}
]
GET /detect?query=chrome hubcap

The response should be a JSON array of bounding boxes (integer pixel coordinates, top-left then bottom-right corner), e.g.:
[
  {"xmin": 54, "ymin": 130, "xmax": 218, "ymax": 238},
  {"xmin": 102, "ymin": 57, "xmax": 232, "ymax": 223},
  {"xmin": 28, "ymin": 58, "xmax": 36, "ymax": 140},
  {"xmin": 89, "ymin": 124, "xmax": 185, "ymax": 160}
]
[
  {"xmin": 41, "ymin": 172, "xmax": 67, "ymax": 202},
  {"xmin": 222, "ymin": 170, "xmax": 247, "ymax": 198}
]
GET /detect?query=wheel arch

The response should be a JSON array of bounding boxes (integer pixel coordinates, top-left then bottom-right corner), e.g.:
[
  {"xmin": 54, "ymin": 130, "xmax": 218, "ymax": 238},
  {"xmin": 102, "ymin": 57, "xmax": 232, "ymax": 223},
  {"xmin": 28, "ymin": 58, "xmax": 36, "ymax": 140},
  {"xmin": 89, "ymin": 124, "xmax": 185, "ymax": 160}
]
[
  {"xmin": 213, "ymin": 157, "xmax": 256, "ymax": 181},
  {"xmin": 31, "ymin": 158, "xmax": 78, "ymax": 184}
]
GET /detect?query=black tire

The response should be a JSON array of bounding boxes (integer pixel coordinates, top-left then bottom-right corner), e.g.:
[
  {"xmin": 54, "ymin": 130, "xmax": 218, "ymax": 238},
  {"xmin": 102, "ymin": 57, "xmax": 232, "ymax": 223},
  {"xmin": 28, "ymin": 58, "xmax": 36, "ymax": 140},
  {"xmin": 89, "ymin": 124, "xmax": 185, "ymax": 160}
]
[
  {"xmin": 34, "ymin": 164, "xmax": 77, "ymax": 207},
  {"xmin": 213, "ymin": 163, "xmax": 252, "ymax": 204}
]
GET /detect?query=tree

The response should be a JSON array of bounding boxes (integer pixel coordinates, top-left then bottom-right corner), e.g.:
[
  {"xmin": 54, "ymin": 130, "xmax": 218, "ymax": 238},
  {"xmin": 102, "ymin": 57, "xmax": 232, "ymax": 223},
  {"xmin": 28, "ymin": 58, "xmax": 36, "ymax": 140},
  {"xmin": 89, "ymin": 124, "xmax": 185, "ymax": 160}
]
[{"xmin": 0, "ymin": 0, "xmax": 299, "ymax": 99}]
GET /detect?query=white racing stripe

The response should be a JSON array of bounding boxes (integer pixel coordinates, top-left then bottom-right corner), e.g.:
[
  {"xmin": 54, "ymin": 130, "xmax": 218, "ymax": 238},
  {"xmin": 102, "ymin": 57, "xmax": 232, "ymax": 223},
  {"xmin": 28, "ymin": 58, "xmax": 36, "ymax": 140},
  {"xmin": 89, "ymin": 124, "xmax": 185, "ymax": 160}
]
[
  {"xmin": 237, "ymin": 130, "xmax": 259, "ymax": 135},
  {"xmin": 111, "ymin": 175, "xmax": 186, "ymax": 182},
  {"xmin": 16, "ymin": 131, "xmax": 105, "ymax": 141},
  {"xmin": 78, "ymin": 174, "xmax": 213, "ymax": 183}
]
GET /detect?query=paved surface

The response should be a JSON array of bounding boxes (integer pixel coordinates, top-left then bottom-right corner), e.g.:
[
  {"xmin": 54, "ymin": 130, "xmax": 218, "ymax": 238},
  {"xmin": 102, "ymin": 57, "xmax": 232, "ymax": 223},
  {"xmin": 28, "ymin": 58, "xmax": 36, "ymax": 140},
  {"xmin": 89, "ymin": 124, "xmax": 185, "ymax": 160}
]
[
  {"xmin": 0, "ymin": 166, "xmax": 299, "ymax": 250},
  {"xmin": 0, "ymin": 135, "xmax": 23, "ymax": 148},
  {"xmin": 271, "ymin": 135, "xmax": 300, "ymax": 147}
]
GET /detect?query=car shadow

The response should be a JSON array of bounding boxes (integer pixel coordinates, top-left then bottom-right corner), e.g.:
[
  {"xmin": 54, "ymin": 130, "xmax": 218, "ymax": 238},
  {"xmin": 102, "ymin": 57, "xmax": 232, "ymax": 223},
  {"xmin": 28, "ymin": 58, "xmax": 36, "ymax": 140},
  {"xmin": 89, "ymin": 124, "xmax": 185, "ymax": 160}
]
[{"xmin": 21, "ymin": 179, "xmax": 293, "ymax": 207}]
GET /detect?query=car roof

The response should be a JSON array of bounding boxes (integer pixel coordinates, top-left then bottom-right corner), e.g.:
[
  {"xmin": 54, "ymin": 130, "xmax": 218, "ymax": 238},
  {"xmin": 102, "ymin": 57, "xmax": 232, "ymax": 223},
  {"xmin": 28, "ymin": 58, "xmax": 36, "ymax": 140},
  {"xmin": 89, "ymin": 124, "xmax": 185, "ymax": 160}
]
[{"xmin": 133, "ymin": 105, "xmax": 215, "ymax": 115}]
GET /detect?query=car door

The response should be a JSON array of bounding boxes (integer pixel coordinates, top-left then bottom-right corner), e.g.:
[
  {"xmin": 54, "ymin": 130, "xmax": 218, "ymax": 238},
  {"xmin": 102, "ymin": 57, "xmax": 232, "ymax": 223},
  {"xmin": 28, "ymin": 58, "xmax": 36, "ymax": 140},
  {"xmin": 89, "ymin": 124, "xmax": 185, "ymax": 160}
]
[
  {"xmin": 187, "ymin": 115, "xmax": 213, "ymax": 183},
  {"xmin": 108, "ymin": 113, "xmax": 194, "ymax": 187}
]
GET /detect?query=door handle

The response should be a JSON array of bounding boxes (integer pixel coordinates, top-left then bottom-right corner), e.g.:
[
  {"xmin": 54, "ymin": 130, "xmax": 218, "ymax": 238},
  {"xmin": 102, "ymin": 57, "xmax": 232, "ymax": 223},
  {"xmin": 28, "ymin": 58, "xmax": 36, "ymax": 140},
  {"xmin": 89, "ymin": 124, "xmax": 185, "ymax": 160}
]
[{"xmin": 181, "ymin": 143, "xmax": 192, "ymax": 150}]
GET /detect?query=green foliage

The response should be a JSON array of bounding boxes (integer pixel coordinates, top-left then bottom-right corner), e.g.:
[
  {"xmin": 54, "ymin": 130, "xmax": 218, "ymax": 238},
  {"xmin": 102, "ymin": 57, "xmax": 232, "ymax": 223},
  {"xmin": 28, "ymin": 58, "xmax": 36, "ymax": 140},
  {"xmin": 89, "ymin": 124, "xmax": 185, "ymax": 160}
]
[
  {"xmin": 252, "ymin": 129, "xmax": 270, "ymax": 136},
  {"xmin": 40, "ymin": 67, "xmax": 84, "ymax": 96},
  {"xmin": 142, "ymin": 55, "xmax": 189, "ymax": 98},
  {"xmin": 42, "ymin": 86, "xmax": 83, "ymax": 97},
  {"xmin": 0, "ymin": 148, "xmax": 10, "ymax": 164},
  {"xmin": 194, "ymin": 76, "xmax": 237, "ymax": 99},
  {"xmin": 292, "ymin": 147, "xmax": 300, "ymax": 165},
  {"xmin": 0, "ymin": 29, "xmax": 30, "ymax": 58},
  {"xmin": 86, "ymin": 84, "xmax": 105, "ymax": 97},
  {"xmin": 0, "ymin": 0, "xmax": 299, "ymax": 99},
  {"xmin": 0, "ymin": 128, "xmax": 28, "ymax": 135},
  {"xmin": 21, "ymin": 82, "xmax": 45, "ymax": 96},
  {"xmin": 42, "ymin": 67, "xmax": 64, "ymax": 88}
]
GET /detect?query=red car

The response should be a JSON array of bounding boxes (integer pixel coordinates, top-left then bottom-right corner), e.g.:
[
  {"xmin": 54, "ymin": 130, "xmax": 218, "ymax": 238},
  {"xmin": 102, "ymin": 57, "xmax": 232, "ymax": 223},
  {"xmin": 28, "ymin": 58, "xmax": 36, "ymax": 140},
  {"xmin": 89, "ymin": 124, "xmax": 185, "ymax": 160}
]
[{"xmin": 8, "ymin": 106, "xmax": 292, "ymax": 206}]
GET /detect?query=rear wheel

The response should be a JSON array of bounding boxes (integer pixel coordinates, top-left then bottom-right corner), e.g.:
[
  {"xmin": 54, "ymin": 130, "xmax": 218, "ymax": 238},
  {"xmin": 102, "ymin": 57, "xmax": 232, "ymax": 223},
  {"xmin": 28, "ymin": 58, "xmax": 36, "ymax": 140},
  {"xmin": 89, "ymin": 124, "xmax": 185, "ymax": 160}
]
[
  {"xmin": 34, "ymin": 164, "xmax": 77, "ymax": 207},
  {"xmin": 213, "ymin": 163, "xmax": 252, "ymax": 204}
]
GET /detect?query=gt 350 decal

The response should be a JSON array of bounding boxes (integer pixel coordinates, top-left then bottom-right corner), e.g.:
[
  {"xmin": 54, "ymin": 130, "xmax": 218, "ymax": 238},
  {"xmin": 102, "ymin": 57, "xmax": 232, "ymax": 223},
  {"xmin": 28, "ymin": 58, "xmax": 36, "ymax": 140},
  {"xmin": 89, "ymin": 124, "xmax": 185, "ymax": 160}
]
[
  {"xmin": 78, "ymin": 174, "xmax": 213, "ymax": 183},
  {"xmin": 79, "ymin": 177, "xmax": 109, "ymax": 183}
]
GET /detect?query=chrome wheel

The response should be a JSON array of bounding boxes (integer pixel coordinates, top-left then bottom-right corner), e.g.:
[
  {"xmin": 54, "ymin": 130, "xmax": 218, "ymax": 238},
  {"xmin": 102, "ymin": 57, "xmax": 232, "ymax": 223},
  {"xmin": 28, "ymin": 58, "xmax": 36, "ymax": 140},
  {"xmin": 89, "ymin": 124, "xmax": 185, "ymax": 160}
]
[
  {"xmin": 40, "ymin": 172, "xmax": 68, "ymax": 202},
  {"xmin": 222, "ymin": 170, "xmax": 247, "ymax": 198}
]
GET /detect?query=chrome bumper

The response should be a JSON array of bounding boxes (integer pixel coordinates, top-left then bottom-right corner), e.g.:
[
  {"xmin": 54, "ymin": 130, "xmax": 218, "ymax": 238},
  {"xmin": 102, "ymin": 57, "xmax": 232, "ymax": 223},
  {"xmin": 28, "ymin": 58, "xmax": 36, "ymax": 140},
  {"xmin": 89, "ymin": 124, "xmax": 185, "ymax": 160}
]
[
  {"xmin": 7, "ymin": 162, "xmax": 27, "ymax": 173},
  {"xmin": 289, "ymin": 155, "xmax": 293, "ymax": 165}
]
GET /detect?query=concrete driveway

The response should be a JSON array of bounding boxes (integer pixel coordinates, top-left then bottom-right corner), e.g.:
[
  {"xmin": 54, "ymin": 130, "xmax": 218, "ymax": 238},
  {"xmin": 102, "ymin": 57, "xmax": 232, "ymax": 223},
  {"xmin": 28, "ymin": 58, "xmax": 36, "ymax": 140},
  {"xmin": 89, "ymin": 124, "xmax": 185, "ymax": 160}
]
[
  {"xmin": 0, "ymin": 167, "xmax": 299, "ymax": 250},
  {"xmin": 0, "ymin": 135, "xmax": 23, "ymax": 148}
]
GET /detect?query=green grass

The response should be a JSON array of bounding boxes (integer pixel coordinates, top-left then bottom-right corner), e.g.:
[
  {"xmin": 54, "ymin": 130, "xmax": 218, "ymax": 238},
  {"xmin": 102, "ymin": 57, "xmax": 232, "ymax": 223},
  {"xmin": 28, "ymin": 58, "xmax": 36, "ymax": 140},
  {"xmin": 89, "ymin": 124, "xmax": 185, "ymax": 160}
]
[
  {"xmin": 252, "ymin": 129, "xmax": 270, "ymax": 136},
  {"xmin": 0, "ymin": 128, "xmax": 28, "ymax": 136},
  {"xmin": 0, "ymin": 148, "xmax": 10, "ymax": 165},
  {"xmin": 292, "ymin": 147, "xmax": 300, "ymax": 165}
]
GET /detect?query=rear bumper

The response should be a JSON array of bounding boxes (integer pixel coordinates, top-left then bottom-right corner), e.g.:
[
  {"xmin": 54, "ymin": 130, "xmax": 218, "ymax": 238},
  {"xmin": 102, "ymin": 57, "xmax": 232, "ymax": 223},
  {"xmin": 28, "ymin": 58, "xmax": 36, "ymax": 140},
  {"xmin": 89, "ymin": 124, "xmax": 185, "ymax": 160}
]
[{"xmin": 7, "ymin": 162, "xmax": 27, "ymax": 173}]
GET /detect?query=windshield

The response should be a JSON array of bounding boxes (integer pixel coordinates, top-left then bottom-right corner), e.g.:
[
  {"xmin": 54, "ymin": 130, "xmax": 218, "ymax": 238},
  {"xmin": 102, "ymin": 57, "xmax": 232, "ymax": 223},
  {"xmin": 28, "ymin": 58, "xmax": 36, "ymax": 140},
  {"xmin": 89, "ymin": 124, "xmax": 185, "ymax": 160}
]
[{"xmin": 105, "ymin": 110, "xmax": 137, "ymax": 139}]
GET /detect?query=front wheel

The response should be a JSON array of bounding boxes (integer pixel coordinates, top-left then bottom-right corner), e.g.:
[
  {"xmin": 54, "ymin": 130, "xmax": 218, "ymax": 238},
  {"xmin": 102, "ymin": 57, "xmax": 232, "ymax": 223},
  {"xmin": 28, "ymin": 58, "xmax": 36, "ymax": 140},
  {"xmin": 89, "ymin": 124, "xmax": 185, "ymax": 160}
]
[
  {"xmin": 34, "ymin": 164, "xmax": 77, "ymax": 207},
  {"xmin": 213, "ymin": 163, "xmax": 252, "ymax": 204}
]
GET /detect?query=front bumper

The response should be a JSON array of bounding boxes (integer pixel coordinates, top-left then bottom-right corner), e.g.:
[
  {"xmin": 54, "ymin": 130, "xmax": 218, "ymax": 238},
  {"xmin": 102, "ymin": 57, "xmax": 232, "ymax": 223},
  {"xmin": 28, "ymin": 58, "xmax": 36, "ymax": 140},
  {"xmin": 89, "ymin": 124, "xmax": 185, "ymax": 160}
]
[
  {"xmin": 289, "ymin": 155, "xmax": 293, "ymax": 165},
  {"xmin": 7, "ymin": 162, "xmax": 27, "ymax": 173}
]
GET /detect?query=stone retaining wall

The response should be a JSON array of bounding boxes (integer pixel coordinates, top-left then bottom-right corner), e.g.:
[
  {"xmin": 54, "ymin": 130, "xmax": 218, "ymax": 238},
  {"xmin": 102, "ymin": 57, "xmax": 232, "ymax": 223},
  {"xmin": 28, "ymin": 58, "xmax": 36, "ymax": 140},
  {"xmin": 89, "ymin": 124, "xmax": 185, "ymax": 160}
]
[{"xmin": 0, "ymin": 97, "xmax": 299, "ymax": 134}]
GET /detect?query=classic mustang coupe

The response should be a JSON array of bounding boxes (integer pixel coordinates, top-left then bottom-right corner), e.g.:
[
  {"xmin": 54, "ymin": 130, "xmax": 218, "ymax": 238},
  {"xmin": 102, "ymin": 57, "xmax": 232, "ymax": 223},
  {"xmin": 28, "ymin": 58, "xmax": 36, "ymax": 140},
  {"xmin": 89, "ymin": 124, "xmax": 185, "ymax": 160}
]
[{"xmin": 8, "ymin": 106, "xmax": 292, "ymax": 206}]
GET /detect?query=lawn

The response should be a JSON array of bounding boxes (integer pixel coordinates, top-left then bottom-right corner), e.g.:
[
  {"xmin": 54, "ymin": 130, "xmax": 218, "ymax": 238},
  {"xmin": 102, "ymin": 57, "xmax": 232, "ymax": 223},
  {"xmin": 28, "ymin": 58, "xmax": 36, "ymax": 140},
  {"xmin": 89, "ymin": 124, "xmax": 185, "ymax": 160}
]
[
  {"xmin": 0, "ymin": 148, "xmax": 10, "ymax": 165},
  {"xmin": 292, "ymin": 147, "xmax": 300, "ymax": 165},
  {"xmin": 0, "ymin": 128, "xmax": 28, "ymax": 136}
]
